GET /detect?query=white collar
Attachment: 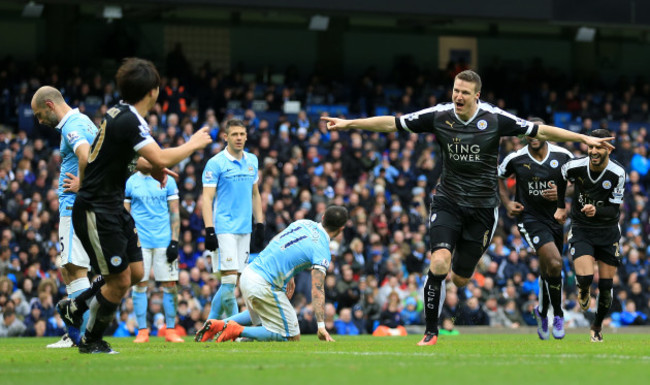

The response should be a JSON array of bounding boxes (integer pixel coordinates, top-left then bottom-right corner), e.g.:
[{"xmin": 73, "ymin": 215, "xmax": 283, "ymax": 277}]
[
  {"xmin": 317, "ymin": 223, "xmax": 331, "ymax": 243},
  {"xmin": 223, "ymin": 146, "xmax": 247, "ymax": 162},
  {"xmin": 525, "ymin": 144, "xmax": 550, "ymax": 165},
  {"xmin": 55, "ymin": 108, "xmax": 79, "ymax": 130}
]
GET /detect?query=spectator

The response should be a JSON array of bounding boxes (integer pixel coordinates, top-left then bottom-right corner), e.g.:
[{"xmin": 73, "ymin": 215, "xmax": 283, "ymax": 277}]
[
  {"xmin": 0, "ymin": 308, "xmax": 26, "ymax": 337},
  {"xmin": 334, "ymin": 307, "xmax": 360, "ymax": 335}
]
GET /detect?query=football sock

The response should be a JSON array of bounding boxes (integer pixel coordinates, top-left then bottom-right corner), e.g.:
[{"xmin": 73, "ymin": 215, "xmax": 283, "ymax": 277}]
[
  {"xmin": 576, "ymin": 274, "xmax": 593, "ymax": 296},
  {"xmin": 132, "ymin": 286, "xmax": 148, "ymax": 330},
  {"xmin": 593, "ymin": 278, "xmax": 613, "ymax": 329},
  {"xmin": 208, "ymin": 285, "xmax": 224, "ymax": 320},
  {"xmin": 538, "ymin": 275, "xmax": 550, "ymax": 317},
  {"xmin": 68, "ymin": 277, "xmax": 91, "ymax": 334},
  {"xmin": 224, "ymin": 310, "xmax": 252, "ymax": 326},
  {"xmin": 85, "ymin": 291, "xmax": 119, "ymax": 342},
  {"xmin": 546, "ymin": 275, "xmax": 564, "ymax": 317},
  {"xmin": 162, "ymin": 287, "xmax": 177, "ymax": 329},
  {"xmin": 241, "ymin": 326, "xmax": 287, "ymax": 341},
  {"xmin": 423, "ymin": 270, "xmax": 447, "ymax": 335},
  {"xmin": 222, "ymin": 283, "xmax": 239, "ymax": 318},
  {"xmin": 74, "ymin": 275, "xmax": 105, "ymax": 314}
]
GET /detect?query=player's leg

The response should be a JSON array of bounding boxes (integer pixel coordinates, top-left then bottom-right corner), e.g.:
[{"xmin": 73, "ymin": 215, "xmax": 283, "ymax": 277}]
[
  {"xmin": 208, "ymin": 234, "xmax": 239, "ymax": 319},
  {"xmin": 518, "ymin": 222, "xmax": 551, "ymax": 319},
  {"xmin": 49, "ymin": 216, "xmax": 91, "ymax": 348},
  {"xmin": 77, "ymin": 207, "xmax": 141, "ymax": 353},
  {"xmin": 451, "ymin": 205, "xmax": 499, "ymax": 289},
  {"xmin": 219, "ymin": 273, "xmax": 296, "ymax": 342},
  {"xmin": 590, "ymin": 240, "xmax": 621, "ymax": 342},
  {"xmin": 154, "ymin": 247, "xmax": 183, "ymax": 342},
  {"xmin": 133, "ymin": 248, "xmax": 152, "ymax": 342},
  {"xmin": 570, "ymin": 231, "xmax": 596, "ymax": 312},
  {"xmin": 535, "ymin": 233, "xmax": 565, "ymax": 339},
  {"xmin": 197, "ymin": 267, "xmax": 255, "ymax": 342},
  {"xmin": 419, "ymin": 200, "xmax": 460, "ymax": 346}
]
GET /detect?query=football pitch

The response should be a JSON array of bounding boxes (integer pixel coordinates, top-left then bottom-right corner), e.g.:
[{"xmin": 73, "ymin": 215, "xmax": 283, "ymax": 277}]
[{"xmin": 1, "ymin": 334, "xmax": 648, "ymax": 385}]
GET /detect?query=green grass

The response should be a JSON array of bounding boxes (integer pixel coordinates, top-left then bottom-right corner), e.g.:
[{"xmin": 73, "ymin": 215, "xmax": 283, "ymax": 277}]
[{"xmin": 1, "ymin": 334, "xmax": 649, "ymax": 385}]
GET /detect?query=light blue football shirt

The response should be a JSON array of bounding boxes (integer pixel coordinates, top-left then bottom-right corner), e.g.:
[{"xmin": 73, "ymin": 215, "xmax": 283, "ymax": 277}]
[
  {"xmin": 57, "ymin": 109, "xmax": 98, "ymax": 217},
  {"xmin": 202, "ymin": 147, "xmax": 259, "ymax": 234},
  {"xmin": 250, "ymin": 220, "xmax": 332, "ymax": 291},
  {"xmin": 125, "ymin": 172, "xmax": 179, "ymax": 249}
]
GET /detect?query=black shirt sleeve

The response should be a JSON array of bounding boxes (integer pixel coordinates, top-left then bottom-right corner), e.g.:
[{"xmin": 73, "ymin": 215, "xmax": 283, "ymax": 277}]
[
  {"xmin": 395, "ymin": 107, "xmax": 438, "ymax": 134},
  {"xmin": 494, "ymin": 107, "xmax": 538, "ymax": 137},
  {"xmin": 122, "ymin": 113, "xmax": 155, "ymax": 151}
]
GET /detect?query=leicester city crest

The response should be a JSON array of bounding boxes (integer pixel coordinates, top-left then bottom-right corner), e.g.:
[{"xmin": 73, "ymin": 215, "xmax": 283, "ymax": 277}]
[
  {"xmin": 602, "ymin": 180, "xmax": 612, "ymax": 189},
  {"xmin": 477, "ymin": 120, "xmax": 488, "ymax": 130}
]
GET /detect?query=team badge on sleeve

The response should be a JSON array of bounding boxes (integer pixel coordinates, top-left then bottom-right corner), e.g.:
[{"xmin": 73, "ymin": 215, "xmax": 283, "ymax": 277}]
[
  {"xmin": 138, "ymin": 124, "xmax": 151, "ymax": 138},
  {"xmin": 66, "ymin": 131, "xmax": 81, "ymax": 143},
  {"xmin": 320, "ymin": 259, "xmax": 330, "ymax": 269}
]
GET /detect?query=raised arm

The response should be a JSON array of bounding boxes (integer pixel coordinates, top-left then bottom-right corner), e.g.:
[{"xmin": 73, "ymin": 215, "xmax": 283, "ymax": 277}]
[
  {"xmin": 311, "ymin": 268, "xmax": 335, "ymax": 342},
  {"xmin": 137, "ymin": 126, "xmax": 212, "ymax": 169},
  {"xmin": 536, "ymin": 125, "xmax": 614, "ymax": 149},
  {"xmin": 321, "ymin": 116, "xmax": 397, "ymax": 133}
]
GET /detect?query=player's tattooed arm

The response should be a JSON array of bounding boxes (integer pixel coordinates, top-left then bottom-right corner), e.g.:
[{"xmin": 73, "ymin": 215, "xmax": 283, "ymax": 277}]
[
  {"xmin": 311, "ymin": 268, "xmax": 335, "ymax": 342},
  {"xmin": 311, "ymin": 269, "xmax": 326, "ymax": 323},
  {"xmin": 169, "ymin": 199, "xmax": 180, "ymax": 242}
]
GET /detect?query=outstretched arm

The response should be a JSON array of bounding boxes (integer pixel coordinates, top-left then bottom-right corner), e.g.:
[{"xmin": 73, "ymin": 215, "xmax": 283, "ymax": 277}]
[
  {"xmin": 321, "ymin": 116, "xmax": 397, "ymax": 133},
  {"xmin": 311, "ymin": 268, "xmax": 335, "ymax": 342},
  {"xmin": 536, "ymin": 125, "xmax": 614, "ymax": 150}
]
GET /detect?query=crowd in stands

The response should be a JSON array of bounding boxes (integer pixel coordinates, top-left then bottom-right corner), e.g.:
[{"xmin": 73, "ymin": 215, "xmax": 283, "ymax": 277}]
[{"xmin": 1, "ymin": 53, "xmax": 649, "ymax": 338}]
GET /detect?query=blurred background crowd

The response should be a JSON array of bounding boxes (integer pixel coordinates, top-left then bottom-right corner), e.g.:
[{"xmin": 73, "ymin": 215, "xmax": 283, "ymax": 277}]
[{"xmin": 1, "ymin": 51, "xmax": 649, "ymax": 338}]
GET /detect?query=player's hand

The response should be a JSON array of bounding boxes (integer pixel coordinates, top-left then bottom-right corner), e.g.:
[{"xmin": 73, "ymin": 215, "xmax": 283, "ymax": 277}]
[
  {"xmin": 317, "ymin": 327, "xmax": 335, "ymax": 342},
  {"xmin": 253, "ymin": 223, "xmax": 265, "ymax": 250},
  {"xmin": 581, "ymin": 204, "xmax": 596, "ymax": 217},
  {"xmin": 582, "ymin": 135, "xmax": 615, "ymax": 150},
  {"xmin": 554, "ymin": 208, "xmax": 567, "ymax": 225},
  {"xmin": 62, "ymin": 172, "xmax": 80, "ymax": 192},
  {"xmin": 320, "ymin": 117, "xmax": 350, "ymax": 131},
  {"xmin": 542, "ymin": 185, "xmax": 558, "ymax": 201},
  {"xmin": 189, "ymin": 126, "xmax": 213, "ymax": 150},
  {"xmin": 205, "ymin": 227, "xmax": 218, "ymax": 251},
  {"xmin": 166, "ymin": 240, "xmax": 179, "ymax": 263},
  {"xmin": 151, "ymin": 167, "xmax": 178, "ymax": 188},
  {"xmin": 286, "ymin": 278, "xmax": 295, "ymax": 300},
  {"xmin": 505, "ymin": 201, "xmax": 524, "ymax": 217}
]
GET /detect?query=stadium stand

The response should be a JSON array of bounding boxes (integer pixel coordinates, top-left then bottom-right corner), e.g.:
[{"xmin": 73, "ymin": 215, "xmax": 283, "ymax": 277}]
[{"xmin": 0, "ymin": 49, "xmax": 649, "ymax": 338}]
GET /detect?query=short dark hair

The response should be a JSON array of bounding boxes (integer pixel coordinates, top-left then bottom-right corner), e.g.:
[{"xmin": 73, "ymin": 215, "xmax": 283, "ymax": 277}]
[
  {"xmin": 590, "ymin": 129, "xmax": 612, "ymax": 138},
  {"xmin": 3, "ymin": 308, "xmax": 14, "ymax": 320},
  {"xmin": 322, "ymin": 205, "xmax": 348, "ymax": 232},
  {"xmin": 115, "ymin": 58, "xmax": 160, "ymax": 104},
  {"xmin": 455, "ymin": 70, "xmax": 482, "ymax": 93},
  {"xmin": 224, "ymin": 119, "xmax": 246, "ymax": 134}
]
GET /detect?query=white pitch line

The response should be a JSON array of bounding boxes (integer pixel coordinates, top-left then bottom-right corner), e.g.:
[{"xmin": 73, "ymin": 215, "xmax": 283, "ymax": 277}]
[{"xmin": 213, "ymin": 349, "xmax": 650, "ymax": 361}]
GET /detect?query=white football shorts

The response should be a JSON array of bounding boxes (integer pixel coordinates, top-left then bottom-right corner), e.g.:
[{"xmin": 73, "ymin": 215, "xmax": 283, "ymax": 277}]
[
  {"xmin": 212, "ymin": 233, "xmax": 251, "ymax": 273},
  {"xmin": 140, "ymin": 247, "xmax": 179, "ymax": 282},
  {"xmin": 240, "ymin": 266, "xmax": 300, "ymax": 338},
  {"xmin": 57, "ymin": 216, "xmax": 91, "ymax": 269}
]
